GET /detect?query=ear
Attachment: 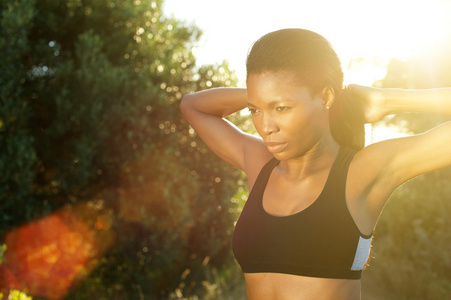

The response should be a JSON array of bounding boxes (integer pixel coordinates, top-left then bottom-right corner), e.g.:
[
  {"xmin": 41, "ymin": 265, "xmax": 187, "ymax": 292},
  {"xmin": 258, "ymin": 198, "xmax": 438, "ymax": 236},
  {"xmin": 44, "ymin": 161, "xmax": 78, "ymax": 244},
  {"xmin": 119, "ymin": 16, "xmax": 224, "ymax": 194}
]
[{"xmin": 321, "ymin": 87, "xmax": 335, "ymax": 110}]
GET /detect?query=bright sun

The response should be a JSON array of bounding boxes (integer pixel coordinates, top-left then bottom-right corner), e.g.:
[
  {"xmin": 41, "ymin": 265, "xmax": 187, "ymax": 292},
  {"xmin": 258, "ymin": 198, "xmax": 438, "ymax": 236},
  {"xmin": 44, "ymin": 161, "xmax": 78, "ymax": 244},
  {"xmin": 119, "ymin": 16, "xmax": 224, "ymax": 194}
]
[
  {"xmin": 165, "ymin": 0, "xmax": 451, "ymax": 142},
  {"xmin": 333, "ymin": 0, "xmax": 451, "ymax": 143},
  {"xmin": 165, "ymin": 0, "xmax": 451, "ymax": 87},
  {"xmin": 335, "ymin": 0, "xmax": 451, "ymax": 86}
]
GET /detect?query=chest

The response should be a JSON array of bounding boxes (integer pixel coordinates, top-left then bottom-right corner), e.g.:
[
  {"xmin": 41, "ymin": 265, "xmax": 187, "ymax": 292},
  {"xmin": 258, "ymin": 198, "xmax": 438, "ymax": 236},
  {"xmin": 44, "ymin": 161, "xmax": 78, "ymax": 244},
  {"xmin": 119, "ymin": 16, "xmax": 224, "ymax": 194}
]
[
  {"xmin": 232, "ymin": 160, "xmax": 369, "ymax": 279},
  {"xmin": 262, "ymin": 168, "xmax": 331, "ymax": 217}
]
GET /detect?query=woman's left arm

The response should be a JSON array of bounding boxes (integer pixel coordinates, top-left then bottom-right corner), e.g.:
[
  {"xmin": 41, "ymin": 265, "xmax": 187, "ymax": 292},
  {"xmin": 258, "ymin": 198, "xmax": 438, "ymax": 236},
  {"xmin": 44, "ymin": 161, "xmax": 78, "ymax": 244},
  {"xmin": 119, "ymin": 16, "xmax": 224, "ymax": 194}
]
[
  {"xmin": 353, "ymin": 85, "xmax": 451, "ymax": 184},
  {"xmin": 382, "ymin": 87, "xmax": 451, "ymax": 116},
  {"xmin": 349, "ymin": 84, "xmax": 451, "ymax": 123},
  {"xmin": 346, "ymin": 87, "xmax": 451, "ymax": 233}
]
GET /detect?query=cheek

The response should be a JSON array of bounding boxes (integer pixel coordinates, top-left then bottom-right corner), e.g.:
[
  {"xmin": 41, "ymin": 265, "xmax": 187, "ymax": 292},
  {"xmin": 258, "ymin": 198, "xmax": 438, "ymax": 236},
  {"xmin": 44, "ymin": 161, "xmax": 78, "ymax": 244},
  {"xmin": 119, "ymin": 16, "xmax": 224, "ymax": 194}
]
[
  {"xmin": 305, "ymin": 104, "xmax": 329, "ymax": 125},
  {"xmin": 251, "ymin": 116, "xmax": 267, "ymax": 137},
  {"xmin": 287, "ymin": 110, "xmax": 328, "ymax": 137},
  {"xmin": 250, "ymin": 116, "xmax": 260, "ymax": 131}
]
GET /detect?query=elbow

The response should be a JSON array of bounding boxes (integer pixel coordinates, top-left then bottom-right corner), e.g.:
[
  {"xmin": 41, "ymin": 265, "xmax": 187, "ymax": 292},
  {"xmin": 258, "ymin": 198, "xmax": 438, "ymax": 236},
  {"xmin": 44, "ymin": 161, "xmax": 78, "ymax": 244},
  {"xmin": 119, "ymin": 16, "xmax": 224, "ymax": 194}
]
[{"xmin": 179, "ymin": 93, "xmax": 193, "ymax": 115}]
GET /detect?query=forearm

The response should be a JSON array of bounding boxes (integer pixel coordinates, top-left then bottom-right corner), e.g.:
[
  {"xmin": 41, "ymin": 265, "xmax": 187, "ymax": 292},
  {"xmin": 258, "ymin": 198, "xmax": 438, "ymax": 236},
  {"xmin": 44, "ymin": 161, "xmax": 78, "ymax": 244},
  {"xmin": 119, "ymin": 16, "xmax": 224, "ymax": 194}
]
[
  {"xmin": 383, "ymin": 87, "xmax": 451, "ymax": 116},
  {"xmin": 180, "ymin": 88, "xmax": 247, "ymax": 118}
]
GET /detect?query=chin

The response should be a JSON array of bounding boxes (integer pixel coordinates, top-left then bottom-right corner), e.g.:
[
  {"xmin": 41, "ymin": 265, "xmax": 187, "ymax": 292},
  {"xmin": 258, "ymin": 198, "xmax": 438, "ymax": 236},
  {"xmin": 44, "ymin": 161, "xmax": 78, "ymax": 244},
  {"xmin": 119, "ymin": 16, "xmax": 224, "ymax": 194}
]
[{"xmin": 271, "ymin": 152, "xmax": 290, "ymax": 161}]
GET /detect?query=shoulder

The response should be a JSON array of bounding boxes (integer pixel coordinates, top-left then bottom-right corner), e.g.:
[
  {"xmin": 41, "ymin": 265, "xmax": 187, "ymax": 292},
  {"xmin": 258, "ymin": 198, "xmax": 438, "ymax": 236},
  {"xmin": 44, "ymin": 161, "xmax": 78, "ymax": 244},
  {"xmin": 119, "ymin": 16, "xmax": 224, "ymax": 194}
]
[
  {"xmin": 345, "ymin": 142, "xmax": 400, "ymax": 234},
  {"xmin": 347, "ymin": 142, "xmax": 397, "ymax": 196},
  {"xmin": 345, "ymin": 122, "xmax": 451, "ymax": 234},
  {"xmin": 242, "ymin": 137, "xmax": 275, "ymax": 190}
]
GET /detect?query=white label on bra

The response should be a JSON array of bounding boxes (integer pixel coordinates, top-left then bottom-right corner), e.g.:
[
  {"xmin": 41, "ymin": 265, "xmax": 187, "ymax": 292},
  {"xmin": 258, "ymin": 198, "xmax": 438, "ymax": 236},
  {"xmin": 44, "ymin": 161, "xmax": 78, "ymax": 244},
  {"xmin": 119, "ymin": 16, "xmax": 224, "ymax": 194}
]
[{"xmin": 351, "ymin": 236, "xmax": 372, "ymax": 271}]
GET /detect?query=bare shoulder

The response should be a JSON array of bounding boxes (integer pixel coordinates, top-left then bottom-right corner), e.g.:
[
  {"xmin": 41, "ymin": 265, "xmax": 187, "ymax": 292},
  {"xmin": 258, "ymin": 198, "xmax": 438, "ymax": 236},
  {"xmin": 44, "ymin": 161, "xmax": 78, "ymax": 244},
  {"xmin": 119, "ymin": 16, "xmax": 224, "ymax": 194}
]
[
  {"xmin": 349, "ymin": 141, "xmax": 392, "ymax": 178},
  {"xmin": 346, "ymin": 141, "xmax": 400, "ymax": 235},
  {"xmin": 352, "ymin": 122, "xmax": 451, "ymax": 188},
  {"xmin": 347, "ymin": 126, "xmax": 451, "ymax": 234},
  {"xmin": 347, "ymin": 142, "xmax": 396, "ymax": 201},
  {"xmin": 242, "ymin": 135, "xmax": 275, "ymax": 190}
]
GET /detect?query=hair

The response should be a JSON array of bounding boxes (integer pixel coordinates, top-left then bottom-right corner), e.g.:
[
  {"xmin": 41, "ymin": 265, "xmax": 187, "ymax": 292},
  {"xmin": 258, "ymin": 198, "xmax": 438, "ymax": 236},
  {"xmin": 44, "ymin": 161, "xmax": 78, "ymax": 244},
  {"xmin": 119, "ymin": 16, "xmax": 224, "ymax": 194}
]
[{"xmin": 246, "ymin": 28, "xmax": 365, "ymax": 150}]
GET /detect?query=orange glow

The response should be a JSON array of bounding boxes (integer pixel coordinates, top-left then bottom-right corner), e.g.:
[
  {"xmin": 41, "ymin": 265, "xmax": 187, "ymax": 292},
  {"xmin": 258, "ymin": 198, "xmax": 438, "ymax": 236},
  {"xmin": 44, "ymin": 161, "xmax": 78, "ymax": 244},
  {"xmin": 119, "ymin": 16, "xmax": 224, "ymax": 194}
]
[
  {"xmin": 0, "ymin": 264, "xmax": 21, "ymax": 294},
  {"xmin": 3, "ymin": 203, "xmax": 114, "ymax": 299}
]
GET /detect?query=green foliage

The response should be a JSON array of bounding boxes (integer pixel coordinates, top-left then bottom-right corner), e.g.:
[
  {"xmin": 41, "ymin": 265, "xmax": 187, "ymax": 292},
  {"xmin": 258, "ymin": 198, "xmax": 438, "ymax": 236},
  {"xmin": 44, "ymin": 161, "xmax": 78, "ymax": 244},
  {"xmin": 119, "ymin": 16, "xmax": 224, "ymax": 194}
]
[
  {"xmin": 0, "ymin": 0, "xmax": 245, "ymax": 298},
  {"xmin": 367, "ymin": 167, "xmax": 451, "ymax": 299},
  {"xmin": 0, "ymin": 244, "xmax": 6, "ymax": 264},
  {"xmin": 0, "ymin": 245, "xmax": 33, "ymax": 300},
  {"xmin": 364, "ymin": 41, "xmax": 451, "ymax": 299},
  {"xmin": 373, "ymin": 45, "xmax": 451, "ymax": 134},
  {"xmin": 0, "ymin": 0, "xmax": 38, "ymax": 225},
  {"xmin": 0, "ymin": 290, "xmax": 33, "ymax": 300}
]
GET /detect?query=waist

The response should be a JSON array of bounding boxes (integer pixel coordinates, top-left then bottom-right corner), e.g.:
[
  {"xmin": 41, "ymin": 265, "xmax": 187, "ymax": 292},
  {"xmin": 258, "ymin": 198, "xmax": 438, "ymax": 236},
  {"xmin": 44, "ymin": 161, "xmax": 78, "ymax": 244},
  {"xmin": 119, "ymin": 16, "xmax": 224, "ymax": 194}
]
[
  {"xmin": 244, "ymin": 272, "xmax": 361, "ymax": 300},
  {"xmin": 239, "ymin": 261, "xmax": 363, "ymax": 279}
]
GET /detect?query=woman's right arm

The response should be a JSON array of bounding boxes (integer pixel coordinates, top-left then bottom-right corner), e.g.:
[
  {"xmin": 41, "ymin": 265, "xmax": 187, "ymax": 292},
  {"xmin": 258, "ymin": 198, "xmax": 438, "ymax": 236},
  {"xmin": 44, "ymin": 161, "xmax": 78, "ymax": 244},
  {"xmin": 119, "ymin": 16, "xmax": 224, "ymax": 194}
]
[{"xmin": 180, "ymin": 88, "xmax": 271, "ymax": 173}]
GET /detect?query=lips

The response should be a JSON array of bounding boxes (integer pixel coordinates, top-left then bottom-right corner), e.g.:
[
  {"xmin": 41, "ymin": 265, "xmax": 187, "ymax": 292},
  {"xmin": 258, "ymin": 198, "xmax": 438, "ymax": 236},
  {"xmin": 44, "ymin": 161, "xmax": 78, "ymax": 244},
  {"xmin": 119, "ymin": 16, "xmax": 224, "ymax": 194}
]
[{"xmin": 264, "ymin": 142, "xmax": 287, "ymax": 154}]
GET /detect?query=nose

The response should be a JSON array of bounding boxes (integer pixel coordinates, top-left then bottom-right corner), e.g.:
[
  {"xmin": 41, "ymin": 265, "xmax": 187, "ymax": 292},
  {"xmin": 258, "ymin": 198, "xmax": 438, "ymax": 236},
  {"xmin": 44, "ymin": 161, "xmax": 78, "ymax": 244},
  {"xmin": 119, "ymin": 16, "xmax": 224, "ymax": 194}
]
[{"xmin": 260, "ymin": 113, "xmax": 279, "ymax": 136}]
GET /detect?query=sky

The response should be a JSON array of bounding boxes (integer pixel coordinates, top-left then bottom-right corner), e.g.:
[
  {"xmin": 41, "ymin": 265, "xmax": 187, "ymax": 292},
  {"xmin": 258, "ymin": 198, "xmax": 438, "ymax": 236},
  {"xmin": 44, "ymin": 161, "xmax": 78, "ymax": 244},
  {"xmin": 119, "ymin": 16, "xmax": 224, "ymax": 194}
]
[{"xmin": 163, "ymin": 0, "xmax": 451, "ymax": 86}]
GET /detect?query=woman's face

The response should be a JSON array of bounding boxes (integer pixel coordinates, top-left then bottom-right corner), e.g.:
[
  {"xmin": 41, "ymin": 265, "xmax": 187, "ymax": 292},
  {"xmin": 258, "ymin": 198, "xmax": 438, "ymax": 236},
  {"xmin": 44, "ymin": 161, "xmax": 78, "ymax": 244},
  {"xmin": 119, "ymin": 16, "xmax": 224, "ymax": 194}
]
[{"xmin": 247, "ymin": 72, "xmax": 330, "ymax": 160}]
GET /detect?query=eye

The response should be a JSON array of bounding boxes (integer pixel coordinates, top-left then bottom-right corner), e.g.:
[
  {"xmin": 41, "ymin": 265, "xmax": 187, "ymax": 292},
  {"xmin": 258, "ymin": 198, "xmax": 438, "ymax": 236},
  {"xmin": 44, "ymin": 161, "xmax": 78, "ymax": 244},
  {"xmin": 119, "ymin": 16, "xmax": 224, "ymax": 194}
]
[
  {"xmin": 247, "ymin": 107, "xmax": 260, "ymax": 115},
  {"xmin": 276, "ymin": 106, "xmax": 291, "ymax": 112}
]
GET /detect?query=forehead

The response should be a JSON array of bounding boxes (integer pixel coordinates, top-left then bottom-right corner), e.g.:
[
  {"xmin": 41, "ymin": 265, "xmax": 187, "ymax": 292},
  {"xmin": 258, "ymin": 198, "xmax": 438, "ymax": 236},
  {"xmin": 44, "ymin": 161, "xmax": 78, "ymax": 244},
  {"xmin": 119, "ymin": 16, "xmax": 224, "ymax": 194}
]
[{"xmin": 246, "ymin": 72, "xmax": 313, "ymax": 105}]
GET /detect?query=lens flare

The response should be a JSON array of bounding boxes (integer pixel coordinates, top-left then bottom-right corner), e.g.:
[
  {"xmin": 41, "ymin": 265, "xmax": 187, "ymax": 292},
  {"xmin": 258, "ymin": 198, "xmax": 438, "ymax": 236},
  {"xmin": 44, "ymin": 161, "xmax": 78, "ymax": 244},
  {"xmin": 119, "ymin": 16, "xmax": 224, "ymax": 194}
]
[{"xmin": 3, "ymin": 203, "xmax": 114, "ymax": 299}]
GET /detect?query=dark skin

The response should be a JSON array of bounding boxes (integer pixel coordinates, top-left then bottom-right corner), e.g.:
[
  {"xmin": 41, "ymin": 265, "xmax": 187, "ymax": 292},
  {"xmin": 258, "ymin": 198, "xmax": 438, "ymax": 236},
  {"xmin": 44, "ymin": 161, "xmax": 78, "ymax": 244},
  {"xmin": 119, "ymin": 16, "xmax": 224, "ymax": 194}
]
[{"xmin": 180, "ymin": 71, "xmax": 451, "ymax": 299}]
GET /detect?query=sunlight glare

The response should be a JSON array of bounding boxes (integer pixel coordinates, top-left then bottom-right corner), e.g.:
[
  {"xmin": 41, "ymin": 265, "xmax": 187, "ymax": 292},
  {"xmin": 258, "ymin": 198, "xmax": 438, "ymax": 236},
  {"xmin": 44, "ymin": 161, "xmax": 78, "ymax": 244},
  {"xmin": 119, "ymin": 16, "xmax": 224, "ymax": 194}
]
[
  {"xmin": 164, "ymin": 0, "xmax": 451, "ymax": 86},
  {"xmin": 337, "ymin": 0, "xmax": 451, "ymax": 86},
  {"xmin": 365, "ymin": 124, "xmax": 411, "ymax": 146}
]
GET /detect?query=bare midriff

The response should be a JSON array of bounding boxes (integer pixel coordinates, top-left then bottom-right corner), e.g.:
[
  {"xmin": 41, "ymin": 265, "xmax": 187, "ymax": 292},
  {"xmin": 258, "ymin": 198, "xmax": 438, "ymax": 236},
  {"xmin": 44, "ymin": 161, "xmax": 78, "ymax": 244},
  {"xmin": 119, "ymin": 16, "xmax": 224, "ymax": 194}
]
[{"xmin": 244, "ymin": 273, "xmax": 361, "ymax": 300}]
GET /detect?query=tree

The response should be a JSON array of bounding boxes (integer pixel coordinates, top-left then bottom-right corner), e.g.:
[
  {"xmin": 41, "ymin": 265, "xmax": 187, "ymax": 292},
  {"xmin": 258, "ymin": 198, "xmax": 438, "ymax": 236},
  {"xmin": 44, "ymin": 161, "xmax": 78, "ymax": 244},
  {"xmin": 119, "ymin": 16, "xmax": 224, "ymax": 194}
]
[
  {"xmin": 0, "ymin": 0, "xmax": 38, "ymax": 226},
  {"xmin": 1, "ymin": 0, "xmax": 245, "ymax": 298}
]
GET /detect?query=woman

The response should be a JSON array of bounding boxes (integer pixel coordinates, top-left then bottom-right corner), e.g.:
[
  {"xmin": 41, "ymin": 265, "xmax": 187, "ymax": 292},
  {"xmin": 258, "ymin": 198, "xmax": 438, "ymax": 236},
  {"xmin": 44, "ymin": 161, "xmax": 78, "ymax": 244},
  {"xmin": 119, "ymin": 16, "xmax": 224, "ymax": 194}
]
[{"xmin": 179, "ymin": 28, "xmax": 451, "ymax": 299}]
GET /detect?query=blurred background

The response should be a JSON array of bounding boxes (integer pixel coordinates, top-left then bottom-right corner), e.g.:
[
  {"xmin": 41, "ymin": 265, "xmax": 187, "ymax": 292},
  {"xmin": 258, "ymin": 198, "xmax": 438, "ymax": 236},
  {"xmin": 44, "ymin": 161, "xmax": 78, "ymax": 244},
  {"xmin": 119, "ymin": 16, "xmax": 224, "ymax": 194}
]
[{"xmin": 1, "ymin": 0, "xmax": 451, "ymax": 299}]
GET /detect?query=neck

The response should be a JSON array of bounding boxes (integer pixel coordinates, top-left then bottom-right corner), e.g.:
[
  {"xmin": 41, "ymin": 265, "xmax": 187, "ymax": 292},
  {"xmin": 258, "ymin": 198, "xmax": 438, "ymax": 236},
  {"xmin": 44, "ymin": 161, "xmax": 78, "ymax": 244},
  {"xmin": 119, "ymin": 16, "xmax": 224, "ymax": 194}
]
[{"xmin": 278, "ymin": 134, "xmax": 339, "ymax": 180}]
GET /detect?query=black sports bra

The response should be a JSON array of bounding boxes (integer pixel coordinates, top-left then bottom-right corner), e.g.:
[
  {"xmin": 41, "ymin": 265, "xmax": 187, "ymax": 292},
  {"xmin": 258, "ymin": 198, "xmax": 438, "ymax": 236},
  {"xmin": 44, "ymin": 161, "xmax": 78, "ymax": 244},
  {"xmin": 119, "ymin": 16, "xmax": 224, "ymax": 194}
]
[{"xmin": 232, "ymin": 147, "xmax": 372, "ymax": 279}]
